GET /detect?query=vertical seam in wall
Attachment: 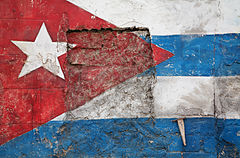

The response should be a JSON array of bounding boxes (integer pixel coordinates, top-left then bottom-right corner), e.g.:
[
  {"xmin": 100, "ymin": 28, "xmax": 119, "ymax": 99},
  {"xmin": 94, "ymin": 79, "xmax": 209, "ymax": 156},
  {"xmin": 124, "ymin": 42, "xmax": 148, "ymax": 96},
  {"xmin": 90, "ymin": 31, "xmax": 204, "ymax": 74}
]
[
  {"xmin": 65, "ymin": 41, "xmax": 75, "ymax": 121},
  {"xmin": 214, "ymin": 0, "xmax": 222, "ymax": 119},
  {"xmin": 215, "ymin": 1, "xmax": 222, "ymax": 156},
  {"xmin": 213, "ymin": 34, "xmax": 216, "ymax": 118},
  {"xmin": 149, "ymin": 33, "xmax": 157, "ymax": 119}
]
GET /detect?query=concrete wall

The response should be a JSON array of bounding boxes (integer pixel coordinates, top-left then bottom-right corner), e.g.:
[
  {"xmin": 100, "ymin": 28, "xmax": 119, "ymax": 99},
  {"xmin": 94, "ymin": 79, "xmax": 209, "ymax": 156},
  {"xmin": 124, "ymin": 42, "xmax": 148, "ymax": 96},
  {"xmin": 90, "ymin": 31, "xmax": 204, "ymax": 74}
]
[{"xmin": 0, "ymin": 0, "xmax": 239, "ymax": 157}]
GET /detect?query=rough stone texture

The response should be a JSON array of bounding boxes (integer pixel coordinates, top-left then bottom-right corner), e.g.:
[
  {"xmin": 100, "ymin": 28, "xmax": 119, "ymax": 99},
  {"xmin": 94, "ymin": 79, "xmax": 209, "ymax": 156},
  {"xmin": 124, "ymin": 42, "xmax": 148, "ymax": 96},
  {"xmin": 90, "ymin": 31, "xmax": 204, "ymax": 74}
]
[
  {"xmin": 65, "ymin": 28, "xmax": 155, "ymax": 111},
  {"xmin": 55, "ymin": 75, "xmax": 155, "ymax": 120},
  {"xmin": 215, "ymin": 76, "xmax": 240, "ymax": 118}
]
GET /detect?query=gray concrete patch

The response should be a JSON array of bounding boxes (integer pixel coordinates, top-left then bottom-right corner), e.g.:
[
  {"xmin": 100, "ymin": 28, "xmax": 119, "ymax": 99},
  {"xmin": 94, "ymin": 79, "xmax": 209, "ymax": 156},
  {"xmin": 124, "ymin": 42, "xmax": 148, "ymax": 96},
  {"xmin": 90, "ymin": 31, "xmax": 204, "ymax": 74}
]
[
  {"xmin": 54, "ymin": 75, "xmax": 156, "ymax": 120},
  {"xmin": 215, "ymin": 76, "xmax": 240, "ymax": 118}
]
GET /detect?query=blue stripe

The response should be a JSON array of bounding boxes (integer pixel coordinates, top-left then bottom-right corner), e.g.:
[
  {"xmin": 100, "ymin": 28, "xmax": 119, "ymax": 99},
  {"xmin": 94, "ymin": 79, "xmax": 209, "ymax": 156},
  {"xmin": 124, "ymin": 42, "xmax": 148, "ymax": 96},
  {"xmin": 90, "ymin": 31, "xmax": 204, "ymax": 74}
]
[
  {"xmin": 152, "ymin": 33, "xmax": 240, "ymax": 76},
  {"xmin": 1, "ymin": 118, "xmax": 240, "ymax": 157}
]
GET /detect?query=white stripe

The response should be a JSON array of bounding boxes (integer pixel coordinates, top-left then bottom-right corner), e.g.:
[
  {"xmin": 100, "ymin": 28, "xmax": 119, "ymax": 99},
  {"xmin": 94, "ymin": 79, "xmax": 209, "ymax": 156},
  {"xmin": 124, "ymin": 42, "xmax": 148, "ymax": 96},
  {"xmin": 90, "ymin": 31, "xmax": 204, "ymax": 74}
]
[
  {"xmin": 53, "ymin": 75, "xmax": 240, "ymax": 120},
  {"xmin": 154, "ymin": 76, "xmax": 240, "ymax": 119},
  {"xmin": 153, "ymin": 76, "xmax": 214, "ymax": 118},
  {"xmin": 67, "ymin": 0, "xmax": 240, "ymax": 35}
]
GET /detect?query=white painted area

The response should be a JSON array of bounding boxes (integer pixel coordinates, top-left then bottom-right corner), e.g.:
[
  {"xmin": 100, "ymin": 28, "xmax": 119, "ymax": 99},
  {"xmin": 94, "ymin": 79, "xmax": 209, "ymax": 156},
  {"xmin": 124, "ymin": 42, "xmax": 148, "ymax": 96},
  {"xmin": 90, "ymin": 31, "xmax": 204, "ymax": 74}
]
[
  {"xmin": 218, "ymin": 0, "xmax": 240, "ymax": 33},
  {"xmin": 67, "ymin": 0, "xmax": 240, "ymax": 35},
  {"xmin": 153, "ymin": 76, "xmax": 214, "ymax": 118},
  {"xmin": 12, "ymin": 23, "xmax": 76, "ymax": 79}
]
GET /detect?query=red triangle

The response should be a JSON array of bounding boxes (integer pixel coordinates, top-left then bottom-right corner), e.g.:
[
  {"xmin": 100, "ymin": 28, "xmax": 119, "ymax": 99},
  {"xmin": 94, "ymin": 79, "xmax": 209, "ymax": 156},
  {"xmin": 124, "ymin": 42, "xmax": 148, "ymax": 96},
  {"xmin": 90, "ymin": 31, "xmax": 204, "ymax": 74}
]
[
  {"xmin": 0, "ymin": 0, "xmax": 174, "ymax": 145},
  {"xmin": 151, "ymin": 43, "xmax": 174, "ymax": 66}
]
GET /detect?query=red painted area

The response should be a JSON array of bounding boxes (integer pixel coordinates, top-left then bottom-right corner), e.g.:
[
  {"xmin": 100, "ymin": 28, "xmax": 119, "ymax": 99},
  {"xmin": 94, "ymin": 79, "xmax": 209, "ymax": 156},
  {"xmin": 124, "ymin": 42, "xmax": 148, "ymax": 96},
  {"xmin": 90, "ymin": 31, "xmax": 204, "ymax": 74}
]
[
  {"xmin": 0, "ymin": 89, "xmax": 39, "ymax": 144},
  {"xmin": 152, "ymin": 44, "xmax": 174, "ymax": 65},
  {"xmin": 0, "ymin": 0, "xmax": 173, "ymax": 145}
]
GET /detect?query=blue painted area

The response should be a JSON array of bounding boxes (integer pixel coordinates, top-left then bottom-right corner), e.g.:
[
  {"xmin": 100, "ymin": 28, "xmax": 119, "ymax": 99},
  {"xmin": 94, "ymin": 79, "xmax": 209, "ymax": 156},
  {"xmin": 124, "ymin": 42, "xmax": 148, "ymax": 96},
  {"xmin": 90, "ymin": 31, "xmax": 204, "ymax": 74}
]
[
  {"xmin": 1, "ymin": 118, "xmax": 240, "ymax": 157},
  {"xmin": 152, "ymin": 33, "xmax": 240, "ymax": 76},
  {"xmin": 214, "ymin": 34, "xmax": 240, "ymax": 76},
  {"xmin": 216, "ymin": 119, "xmax": 240, "ymax": 158}
]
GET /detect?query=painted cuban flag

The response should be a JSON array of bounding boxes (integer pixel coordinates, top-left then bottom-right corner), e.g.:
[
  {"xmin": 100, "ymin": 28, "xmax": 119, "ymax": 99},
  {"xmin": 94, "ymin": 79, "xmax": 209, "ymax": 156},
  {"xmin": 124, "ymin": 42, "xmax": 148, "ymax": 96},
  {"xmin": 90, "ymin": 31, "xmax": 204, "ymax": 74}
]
[{"xmin": 0, "ymin": 0, "xmax": 239, "ymax": 157}]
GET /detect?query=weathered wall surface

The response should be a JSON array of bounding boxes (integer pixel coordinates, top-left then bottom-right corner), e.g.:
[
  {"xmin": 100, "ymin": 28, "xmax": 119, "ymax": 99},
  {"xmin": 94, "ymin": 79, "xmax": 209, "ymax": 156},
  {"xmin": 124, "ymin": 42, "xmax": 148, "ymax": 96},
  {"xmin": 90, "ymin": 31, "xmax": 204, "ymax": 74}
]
[
  {"xmin": 0, "ymin": 0, "xmax": 240, "ymax": 157},
  {"xmin": 0, "ymin": 118, "xmax": 237, "ymax": 157}
]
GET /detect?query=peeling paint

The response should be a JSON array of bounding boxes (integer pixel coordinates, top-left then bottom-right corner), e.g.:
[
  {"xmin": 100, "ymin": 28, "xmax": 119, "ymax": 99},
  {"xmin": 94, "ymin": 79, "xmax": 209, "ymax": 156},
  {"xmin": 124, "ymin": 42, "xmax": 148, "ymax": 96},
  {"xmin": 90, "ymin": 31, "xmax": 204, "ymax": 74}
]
[{"xmin": 0, "ymin": 0, "xmax": 240, "ymax": 157}]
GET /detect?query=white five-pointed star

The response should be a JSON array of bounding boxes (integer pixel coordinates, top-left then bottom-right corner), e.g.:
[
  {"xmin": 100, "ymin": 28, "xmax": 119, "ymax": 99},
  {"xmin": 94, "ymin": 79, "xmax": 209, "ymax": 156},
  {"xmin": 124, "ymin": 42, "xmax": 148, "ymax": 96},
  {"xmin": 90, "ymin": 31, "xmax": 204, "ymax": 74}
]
[{"xmin": 12, "ymin": 23, "xmax": 75, "ymax": 79}]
